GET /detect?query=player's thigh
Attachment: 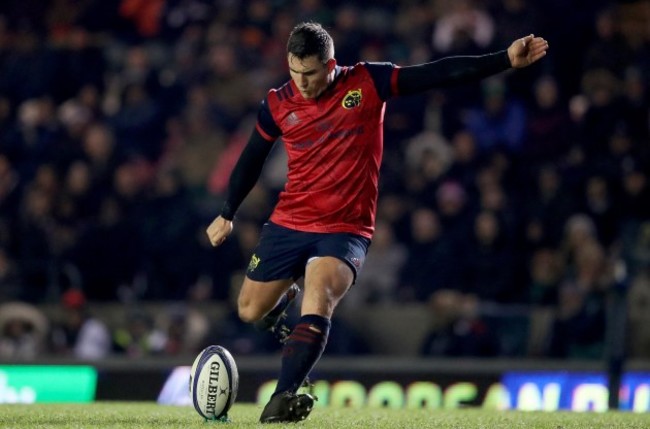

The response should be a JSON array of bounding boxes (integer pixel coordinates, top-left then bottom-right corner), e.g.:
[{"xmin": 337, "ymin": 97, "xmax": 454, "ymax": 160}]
[
  {"xmin": 302, "ymin": 257, "xmax": 354, "ymax": 317},
  {"xmin": 238, "ymin": 276, "xmax": 295, "ymax": 316},
  {"xmin": 301, "ymin": 232, "xmax": 370, "ymax": 317}
]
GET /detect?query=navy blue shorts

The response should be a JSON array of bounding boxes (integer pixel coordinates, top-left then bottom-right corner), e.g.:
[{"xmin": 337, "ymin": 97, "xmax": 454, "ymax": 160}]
[{"xmin": 246, "ymin": 222, "xmax": 371, "ymax": 283}]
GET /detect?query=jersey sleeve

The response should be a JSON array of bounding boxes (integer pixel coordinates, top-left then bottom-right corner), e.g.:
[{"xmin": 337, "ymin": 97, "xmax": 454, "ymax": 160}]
[
  {"xmin": 395, "ymin": 51, "xmax": 511, "ymax": 96},
  {"xmin": 362, "ymin": 62, "xmax": 399, "ymax": 101},
  {"xmin": 221, "ymin": 128, "xmax": 274, "ymax": 220},
  {"xmin": 255, "ymin": 97, "xmax": 281, "ymax": 141}
]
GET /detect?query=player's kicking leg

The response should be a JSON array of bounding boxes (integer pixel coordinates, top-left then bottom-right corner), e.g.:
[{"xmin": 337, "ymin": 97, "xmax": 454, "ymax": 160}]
[{"xmin": 259, "ymin": 256, "xmax": 359, "ymax": 423}]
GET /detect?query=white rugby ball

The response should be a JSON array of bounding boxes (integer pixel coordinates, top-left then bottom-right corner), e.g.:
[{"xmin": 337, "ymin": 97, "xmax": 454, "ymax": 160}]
[{"xmin": 189, "ymin": 345, "xmax": 239, "ymax": 420}]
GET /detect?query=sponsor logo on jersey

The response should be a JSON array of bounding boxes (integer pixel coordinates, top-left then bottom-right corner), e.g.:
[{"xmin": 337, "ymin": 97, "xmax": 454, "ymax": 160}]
[
  {"xmin": 342, "ymin": 89, "xmax": 362, "ymax": 109},
  {"xmin": 292, "ymin": 125, "xmax": 365, "ymax": 150},
  {"xmin": 248, "ymin": 254, "xmax": 261, "ymax": 272},
  {"xmin": 350, "ymin": 257, "xmax": 361, "ymax": 268}
]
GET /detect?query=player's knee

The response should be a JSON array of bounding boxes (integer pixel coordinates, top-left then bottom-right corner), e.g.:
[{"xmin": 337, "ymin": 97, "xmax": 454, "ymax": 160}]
[
  {"xmin": 237, "ymin": 298, "xmax": 262, "ymax": 323},
  {"xmin": 238, "ymin": 306, "xmax": 259, "ymax": 323}
]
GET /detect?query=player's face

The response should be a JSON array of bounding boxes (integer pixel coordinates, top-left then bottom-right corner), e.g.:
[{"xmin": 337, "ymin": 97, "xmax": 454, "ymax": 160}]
[{"xmin": 288, "ymin": 54, "xmax": 334, "ymax": 99}]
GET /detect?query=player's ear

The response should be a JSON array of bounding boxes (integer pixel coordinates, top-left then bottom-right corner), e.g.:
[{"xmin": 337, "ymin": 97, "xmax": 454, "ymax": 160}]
[{"xmin": 326, "ymin": 58, "xmax": 336, "ymax": 72}]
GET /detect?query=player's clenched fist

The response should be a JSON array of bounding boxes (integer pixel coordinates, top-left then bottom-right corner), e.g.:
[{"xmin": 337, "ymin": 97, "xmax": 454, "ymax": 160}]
[{"xmin": 206, "ymin": 216, "xmax": 233, "ymax": 247}]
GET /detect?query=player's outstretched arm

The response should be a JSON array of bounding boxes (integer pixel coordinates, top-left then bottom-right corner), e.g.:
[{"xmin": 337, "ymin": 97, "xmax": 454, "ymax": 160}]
[
  {"xmin": 395, "ymin": 34, "xmax": 549, "ymax": 96},
  {"xmin": 507, "ymin": 34, "xmax": 549, "ymax": 68}
]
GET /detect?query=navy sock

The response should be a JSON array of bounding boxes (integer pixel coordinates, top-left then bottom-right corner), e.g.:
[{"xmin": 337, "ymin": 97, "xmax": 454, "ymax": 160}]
[{"xmin": 273, "ymin": 314, "xmax": 331, "ymax": 396}]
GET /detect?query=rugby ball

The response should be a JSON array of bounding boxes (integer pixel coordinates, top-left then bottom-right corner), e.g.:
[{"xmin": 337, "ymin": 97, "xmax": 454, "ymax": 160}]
[{"xmin": 189, "ymin": 345, "xmax": 239, "ymax": 420}]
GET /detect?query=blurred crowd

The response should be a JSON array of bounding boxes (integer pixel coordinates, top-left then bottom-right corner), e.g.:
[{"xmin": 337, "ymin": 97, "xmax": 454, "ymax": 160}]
[{"xmin": 0, "ymin": 0, "xmax": 649, "ymax": 361}]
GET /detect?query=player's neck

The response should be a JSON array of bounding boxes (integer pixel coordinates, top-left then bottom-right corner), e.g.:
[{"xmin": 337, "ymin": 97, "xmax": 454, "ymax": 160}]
[{"xmin": 313, "ymin": 66, "xmax": 340, "ymax": 100}]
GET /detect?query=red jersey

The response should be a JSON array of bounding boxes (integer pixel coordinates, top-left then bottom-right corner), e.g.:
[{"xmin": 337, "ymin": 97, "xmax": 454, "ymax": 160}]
[{"xmin": 256, "ymin": 63, "xmax": 399, "ymax": 239}]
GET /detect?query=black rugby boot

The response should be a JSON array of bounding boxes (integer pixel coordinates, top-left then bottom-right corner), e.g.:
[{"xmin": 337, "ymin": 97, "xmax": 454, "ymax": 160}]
[{"xmin": 259, "ymin": 392, "xmax": 315, "ymax": 423}]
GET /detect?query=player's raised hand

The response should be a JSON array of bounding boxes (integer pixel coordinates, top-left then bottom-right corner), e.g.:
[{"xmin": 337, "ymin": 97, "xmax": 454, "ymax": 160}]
[
  {"xmin": 206, "ymin": 215, "xmax": 233, "ymax": 247},
  {"xmin": 507, "ymin": 34, "xmax": 549, "ymax": 68}
]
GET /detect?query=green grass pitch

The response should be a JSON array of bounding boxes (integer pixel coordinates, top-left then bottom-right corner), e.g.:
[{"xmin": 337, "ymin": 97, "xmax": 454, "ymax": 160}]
[{"xmin": 1, "ymin": 402, "xmax": 649, "ymax": 429}]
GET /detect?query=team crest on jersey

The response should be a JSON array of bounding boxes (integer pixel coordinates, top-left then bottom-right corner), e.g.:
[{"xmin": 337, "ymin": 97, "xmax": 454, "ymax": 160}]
[
  {"xmin": 248, "ymin": 254, "xmax": 261, "ymax": 272},
  {"xmin": 342, "ymin": 89, "xmax": 362, "ymax": 109}
]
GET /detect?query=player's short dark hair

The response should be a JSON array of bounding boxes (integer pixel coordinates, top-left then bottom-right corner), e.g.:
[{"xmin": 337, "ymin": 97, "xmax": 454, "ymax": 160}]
[{"xmin": 287, "ymin": 22, "xmax": 334, "ymax": 63}]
